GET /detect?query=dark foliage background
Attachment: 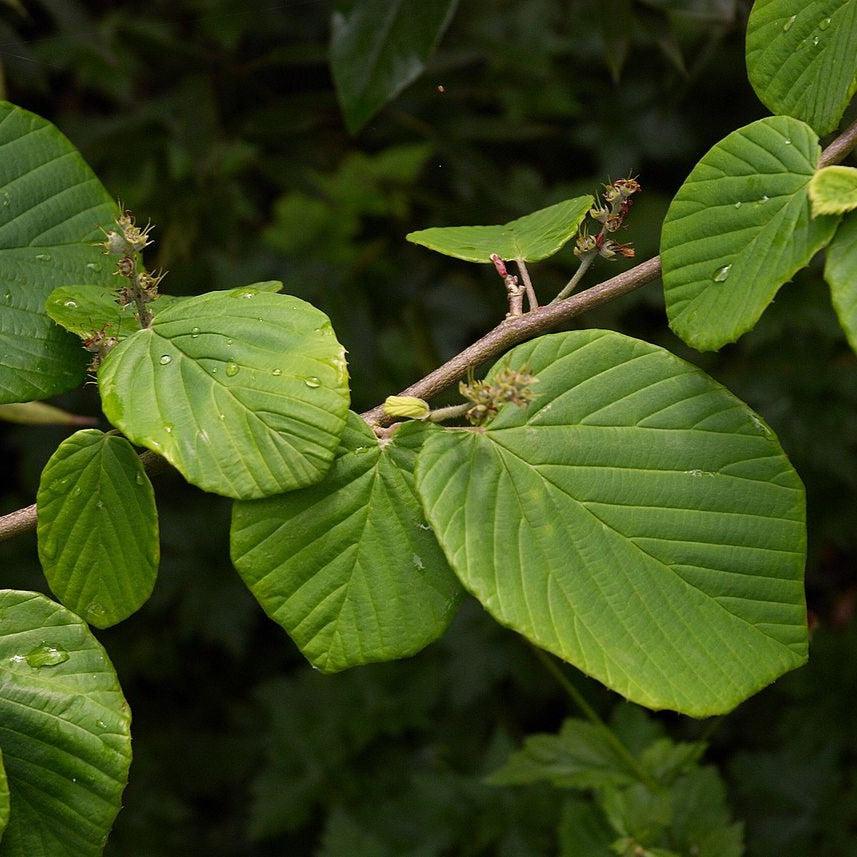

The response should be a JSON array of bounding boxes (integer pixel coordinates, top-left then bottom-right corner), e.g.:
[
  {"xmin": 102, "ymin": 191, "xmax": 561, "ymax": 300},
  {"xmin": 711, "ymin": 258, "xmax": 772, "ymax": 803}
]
[{"xmin": 1, "ymin": 0, "xmax": 856, "ymax": 854}]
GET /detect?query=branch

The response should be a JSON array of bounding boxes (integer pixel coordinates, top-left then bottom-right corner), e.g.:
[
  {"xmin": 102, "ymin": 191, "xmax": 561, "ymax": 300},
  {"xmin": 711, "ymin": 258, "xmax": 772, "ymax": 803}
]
[
  {"xmin": 2, "ymin": 118, "xmax": 857, "ymax": 544},
  {"xmin": 363, "ymin": 119, "xmax": 857, "ymax": 426}
]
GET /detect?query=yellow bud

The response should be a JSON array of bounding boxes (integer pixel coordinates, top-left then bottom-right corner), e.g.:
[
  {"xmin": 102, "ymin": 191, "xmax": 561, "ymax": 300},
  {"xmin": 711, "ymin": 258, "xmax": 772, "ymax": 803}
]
[{"xmin": 383, "ymin": 396, "xmax": 430, "ymax": 419}]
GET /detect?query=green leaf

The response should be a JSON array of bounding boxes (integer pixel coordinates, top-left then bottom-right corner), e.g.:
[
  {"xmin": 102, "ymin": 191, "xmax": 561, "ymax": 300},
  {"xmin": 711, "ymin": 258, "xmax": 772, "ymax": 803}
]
[
  {"xmin": 415, "ymin": 331, "xmax": 807, "ymax": 716},
  {"xmin": 407, "ymin": 196, "xmax": 595, "ymax": 263},
  {"xmin": 0, "ymin": 102, "xmax": 118, "ymax": 404},
  {"xmin": 0, "ymin": 590, "xmax": 131, "ymax": 855},
  {"xmin": 231, "ymin": 413, "xmax": 462, "ymax": 671},
  {"xmin": 330, "ymin": 0, "xmax": 459, "ymax": 134},
  {"xmin": 487, "ymin": 718, "xmax": 638, "ymax": 789},
  {"xmin": 599, "ymin": 782, "xmax": 673, "ymax": 843},
  {"xmin": 661, "ymin": 116, "xmax": 839, "ymax": 351},
  {"xmin": 46, "ymin": 280, "xmax": 283, "ymax": 341},
  {"xmin": 746, "ymin": 0, "xmax": 857, "ymax": 135},
  {"xmin": 809, "ymin": 165, "xmax": 857, "ymax": 215},
  {"xmin": 98, "ymin": 288, "xmax": 350, "ymax": 500},
  {"xmin": 36, "ymin": 429, "xmax": 159, "ymax": 628},
  {"xmin": 0, "ymin": 750, "xmax": 8, "ymax": 841},
  {"xmin": 825, "ymin": 212, "xmax": 857, "ymax": 352},
  {"xmin": 558, "ymin": 798, "xmax": 615, "ymax": 857},
  {"xmin": 639, "ymin": 740, "xmax": 706, "ymax": 785}
]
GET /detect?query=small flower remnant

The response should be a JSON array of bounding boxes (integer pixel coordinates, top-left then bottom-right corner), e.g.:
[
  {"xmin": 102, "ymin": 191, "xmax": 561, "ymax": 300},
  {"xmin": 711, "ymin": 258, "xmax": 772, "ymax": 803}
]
[
  {"xmin": 459, "ymin": 367, "xmax": 537, "ymax": 426},
  {"xmin": 587, "ymin": 176, "xmax": 641, "ymax": 259},
  {"xmin": 82, "ymin": 328, "xmax": 119, "ymax": 373}
]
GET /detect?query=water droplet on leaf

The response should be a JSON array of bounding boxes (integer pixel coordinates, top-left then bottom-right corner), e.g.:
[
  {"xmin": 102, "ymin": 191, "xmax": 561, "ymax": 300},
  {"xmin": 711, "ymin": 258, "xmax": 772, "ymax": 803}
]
[
  {"xmin": 712, "ymin": 264, "xmax": 732, "ymax": 283},
  {"xmin": 272, "ymin": 368, "xmax": 282, "ymax": 376},
  {"xmin": 225, "ymin": 361, "xmax": 239, "ymax": 377},
  {"xmin": 135, "ymin": 473, "xmax": 144, "ymax": 485},
  {"xmin": 191, "ymin": 327, "xmax": 200, "ymax": 338},
  {"xmin": 819, "ymin": 17, "xmax": 831, "ymax": 30},
  {"xmin": 759, "ymin": 195, "xmax": 770, "ymax": 204},
  {"xmin": 304, "ymin": 376, "xmax": 321, "ymax": 388},
  {"xmin": 159, "ymin": 354, "xmax": 172, "ymax": 365},
  {"xmin": 86, "ymin": 262, "xmax": 101, "ymax": 272},
  {"xmin": 35, "ymin": 253, "xmax": 51, "ymax": 262},
  {"xmin": 783, "ymin": 14, "xmax": 796, "ymax": 31},
  {"xmin": 26, "ymin": 643, "xmax": 69, "ymax": 668},
  {"xmin": 164, "ymin": 423, "xmax": 173, "ymax": 433},
  {"xmin": 64, "ymin": 300, "xmax": 78, "ymax": 308},
  {"xmin": 734, "ymin": 201, "xmax": 742, "ymax": 208}
]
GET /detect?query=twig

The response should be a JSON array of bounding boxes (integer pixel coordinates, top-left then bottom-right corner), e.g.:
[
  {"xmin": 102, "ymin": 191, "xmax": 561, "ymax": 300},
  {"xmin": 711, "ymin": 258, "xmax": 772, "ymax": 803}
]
[
  {"xmin": 516, "ymin": 259, "xmax": 539, "ymax": 310},
  {"xmin": 553, "ymin": 251, "xmax": 597, "ymax": 303},
  {"xmin": 818, "ymin": 118, "xmax": 857, "ymax": 167}
]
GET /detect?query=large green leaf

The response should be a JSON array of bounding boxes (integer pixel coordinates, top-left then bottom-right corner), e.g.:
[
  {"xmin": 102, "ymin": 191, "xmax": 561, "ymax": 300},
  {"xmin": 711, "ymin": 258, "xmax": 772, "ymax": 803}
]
[
  {"xmin": 0, "ymin": 590, "xmax": 131, "ymax": 856},
  {"xmin": 407, "ymin": 197, "xmax": 594, "ymax": 263},
  {"xmin": 746, "ymin": 0, "xmax": 857, "ymax": 135},
  {"xmin": 45, "ymin": 280, "xmax": 283, "ymax": 341},
  {"xmin": 661, "ymin": 117, "xmax": 839, "ymax": 351},
  {"xmin": 809, "ymin": 165, "xmax": 857, "ymax": 215},
  {"xmin": 0, "ymin": 102, "xmax": 117, "ymax": 404},
  {"xmin": 330, "ymin": 0, "xmax": 459, "ymax": 134},
  {"xmin": 231, "ymin": 413, "xmax": 463, "ymax": 671},
  {"xmin": 415, "ymin": 331, "xmax": 807, "ymax": 716},
  {"xmin": 36, "ymin": 429, "xmax": 159, "ymax": 628},
  {"xmin": 98, "ymin": 289, "xmax": 350, "ymax": 499},
  {"xmin": 825, "ymin": 212, "xmax": 857, "ymax": 352}
]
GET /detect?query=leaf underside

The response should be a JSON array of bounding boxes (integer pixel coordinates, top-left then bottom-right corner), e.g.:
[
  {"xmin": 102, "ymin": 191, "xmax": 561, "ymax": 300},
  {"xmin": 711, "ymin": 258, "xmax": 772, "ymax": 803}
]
[
  {"xmin": 406, "ymin": 196, "xmax": 595, "ymax": 263},
  {"xmin": 98, "ymin": 289, "xmax": 350, "ymax": 499},
  {"xmin": 661, "ymin": 116, "xmax": 839, "ymax": 351},
  {"xmin": 330, "ymin": 0, "xmax": 460, "ymax": 133},
  {"xmin": 231, "ymin": 413, "xmax": 463, "ymax": 671},
  {"xmin": 37, "ymin": 429, "xmax": 159, "ymax": 629},
  {"xmin": 825, "ymin": 212, "xmax": 857, "ymax": 353},
  {"xmin": 0, "ymin": 590, "xmax": 131, "ymax": 857},
  {"xmin": 0, "ymin": 101, "xmax": 117, "ymax": 404},
  {"xmin": 415, "ymin": 331, "xmax": 807, "ymax": 716},
  {"xmin": 746, "ymin": 0, "xmax": 857, "ymax": 135}
]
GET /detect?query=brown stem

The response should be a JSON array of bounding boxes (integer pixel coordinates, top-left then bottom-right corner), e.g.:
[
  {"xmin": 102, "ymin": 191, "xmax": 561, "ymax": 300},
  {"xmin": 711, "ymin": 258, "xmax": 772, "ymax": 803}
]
[
  {"xmin": 818, "ymin": 118, "xmax": 857, "ymax": 168},
  {"xmin": 516, "ymin": 259, "xmax": 539, "ymax": 310}
]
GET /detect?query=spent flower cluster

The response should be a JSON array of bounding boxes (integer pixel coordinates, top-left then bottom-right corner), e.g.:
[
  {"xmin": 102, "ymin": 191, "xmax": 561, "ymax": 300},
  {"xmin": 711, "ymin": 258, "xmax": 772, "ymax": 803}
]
[{"xmin": 459, "ymin": 367, "xmax": 537, "ymax": 426}]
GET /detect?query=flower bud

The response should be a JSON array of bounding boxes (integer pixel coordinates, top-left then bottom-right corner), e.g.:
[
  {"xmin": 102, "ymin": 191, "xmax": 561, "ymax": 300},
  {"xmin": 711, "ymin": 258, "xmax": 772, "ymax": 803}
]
[{"xmin": 383, "ymin": 396, "xmax": 430, "ymax": 419}]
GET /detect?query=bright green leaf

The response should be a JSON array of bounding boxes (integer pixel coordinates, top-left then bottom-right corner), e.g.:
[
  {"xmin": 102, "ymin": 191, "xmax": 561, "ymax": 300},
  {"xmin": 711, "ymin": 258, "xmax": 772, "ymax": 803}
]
[
  {"xmin": 746, "ymin": 0, "xmax": 857, "ymax": 135},
  {"xmin": 0, "ymin": 590, "xmax": 131, "ymax": 856},
  {"xmin": 330, "ymin": 0, "xmax": 459, "ymax": 134},
  {"xmin": 46, "ymin": 280, "xmax": 283, "ymax": 341},
  {"xmin": 36, "ymin": 429, "xmax": 159, "ymax": 628},
  {"xmin": 669, "ymin": 768, "xmax": 745, "ymax": 857},
  {"xmin": 825, "ymin": 212, "xmax": 857, "ymax": 352},
  {"xmin": 415, "ymin": 331, "xmax": 807, "ymax": 716},
  {"xmin": 639, "ymin": 740, "xmax": 706, "ymax": 785},
  {"xmin": 0, "ymin": 102, "xmax": 118, "ymax": 404},
  {"xmin": 98, "ymin": 288, "xmax": 350, "ymax": 499},
  {"xmin": 661, "ymin": 116, "xmax": 839, "ymax": 351},
  {"xmin": 809, "ymin": 165, "xmax": 857, "ymax": 215},
  {"xmin": 231, "ymin": 413, "xmax": 462, "ymax": 671},
  {"xmin": 486, "ymin": 718, "xmax": 638, "ymax": 789},
  {"xmin": 407, "ymin": 196, "xmax": 594, "ymax": 263},
  {"xmin": 599, "ymin": 782, "xmax": 673, "ymax": 843}
]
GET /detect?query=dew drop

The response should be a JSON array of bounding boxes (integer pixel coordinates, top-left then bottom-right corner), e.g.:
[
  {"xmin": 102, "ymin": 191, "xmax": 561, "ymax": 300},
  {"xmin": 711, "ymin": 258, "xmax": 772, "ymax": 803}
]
[
  {"xmin": 272, "ymin": 368, "xmax": 282, "ymax": 376},
  {"xmin": 26, "ymin": 643, "xmax": 69, "ymax": 668},
  {"xmin": 819, "ymin": 17, "xmax": 831, "ymax": 30},
  {"xmin": 219, "ymin": 413, "xmax": 226, "ymax": 421},
  {"xmin": 86, "ymin": 262, "xmax": 101, "ymax": 273},
  {"xmin": 226, "ymin": 338, "xmax": 233, "ymax": 347},
  {"xmin": 35, "ymin": 253, "xmax": 51, "ymax": 262},
  {"xmin": 2, "ymin": 291, "xmax": 10, "ymax": 302},
  {"xmin": 783, "ymin": 14, "xmax": 796, "ymax": 31},
  {"xmin": 1, "ymin": 193, "xmax": 9, "ymax": 207},
  {"xmin": 164, "ymin": 423, "xmax": 173, "ymax": 433},
  {"xmin": 96, "ymin": 499, "xmax": 104, "ymax": 510},
  {"xmin": 304, "ymin": 376, "xmax": 321, "ymax": 388},
  {"xmin": 8, "ymin": 654, "xmax": 26, "ymax": 666},
  {"xmin": 135, "ymin": 473, "xmax": 144, "ymax": 485},
  {"xmin": 64, "ymin": 299, "xmax": 78, "ymax": 308},
  {"xmin": 712, "ymin": 264, "xmax": 732, "ymax": 283},
  {"xmin": 72, "ymin": 486, "xmax": 82, "ymax": 496},
  {"xmin": 225, "ymin": 361, "xmax": 239, "ymax": 377},
  {"xmin": 191, "ymin": 327, "xmax": 200, "ymax": 338},
  {"xmin": 784, "ymin": 138, "xmax": 792, "ymax": 145},
  {"xmin": 759, "ymin": 195, "xmax": 770, "ymax": 204},
  {"xmin": 734, "ymin": 201, "xmax": 742, "ymax": 208},
  {"xmin": 96, "ymin": 719, "xmax": 106, "ymax": 730},
  {"xmin": 687, "ymin": 469, "xmax": 704, "ymax": 478},
  {"xmin": 159, "ymin": 354, "xmax": 172, "ymax": 365},
  {"xmin": 813, "ymin": 35, "xmax": 820, "ymax": 45}
]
